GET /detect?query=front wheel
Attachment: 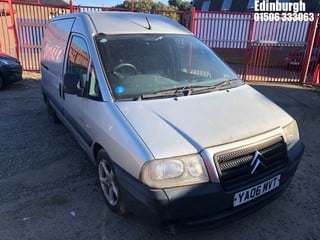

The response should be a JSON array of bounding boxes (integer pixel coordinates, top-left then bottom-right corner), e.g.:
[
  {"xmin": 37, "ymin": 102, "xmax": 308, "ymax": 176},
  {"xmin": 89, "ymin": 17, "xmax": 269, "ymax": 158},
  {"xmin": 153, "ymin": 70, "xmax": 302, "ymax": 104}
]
[{"xmin": 97, "ymin": 149, "xmax": 128, "ymax": 215}]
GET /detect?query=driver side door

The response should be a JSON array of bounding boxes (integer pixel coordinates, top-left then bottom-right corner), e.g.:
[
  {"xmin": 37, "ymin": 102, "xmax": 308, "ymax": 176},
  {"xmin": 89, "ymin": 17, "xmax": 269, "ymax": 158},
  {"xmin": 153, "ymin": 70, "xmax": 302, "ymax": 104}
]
[{"xmin": 62, "ymin": 34, "xmax": 93, "ymax": 152}]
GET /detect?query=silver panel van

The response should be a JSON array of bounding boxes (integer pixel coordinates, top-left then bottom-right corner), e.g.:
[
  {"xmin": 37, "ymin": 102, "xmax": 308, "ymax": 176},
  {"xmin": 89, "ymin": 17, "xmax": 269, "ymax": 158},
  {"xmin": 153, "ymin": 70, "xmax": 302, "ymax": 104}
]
[{"xmin": 41, "ymin": 11, "xmax": 304, "ymax": 232}]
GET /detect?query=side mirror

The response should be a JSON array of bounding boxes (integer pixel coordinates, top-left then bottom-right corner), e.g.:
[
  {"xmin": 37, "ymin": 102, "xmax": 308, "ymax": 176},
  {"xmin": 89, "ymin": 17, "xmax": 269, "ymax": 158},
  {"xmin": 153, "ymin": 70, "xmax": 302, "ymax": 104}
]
[{"xmin": 63, "ymin": 73, "xmax": 85, "ymax": 96}]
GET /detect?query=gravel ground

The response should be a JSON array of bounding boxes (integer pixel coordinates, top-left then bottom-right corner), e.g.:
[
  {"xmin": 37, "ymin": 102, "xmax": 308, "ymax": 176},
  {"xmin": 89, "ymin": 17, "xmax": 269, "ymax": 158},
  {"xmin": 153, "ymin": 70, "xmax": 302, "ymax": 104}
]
[{"xmin": 0, "ymin": 76, "xmax": 319, "ymax": 240}]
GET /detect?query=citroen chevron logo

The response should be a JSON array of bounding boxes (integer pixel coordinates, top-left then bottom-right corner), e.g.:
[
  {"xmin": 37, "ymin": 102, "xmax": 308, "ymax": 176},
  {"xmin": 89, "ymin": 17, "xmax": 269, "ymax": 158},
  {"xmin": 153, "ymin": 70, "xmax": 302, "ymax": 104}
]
[{"xmin": 250, "ymin": 150, "xmax": 267, "ymax": 174}]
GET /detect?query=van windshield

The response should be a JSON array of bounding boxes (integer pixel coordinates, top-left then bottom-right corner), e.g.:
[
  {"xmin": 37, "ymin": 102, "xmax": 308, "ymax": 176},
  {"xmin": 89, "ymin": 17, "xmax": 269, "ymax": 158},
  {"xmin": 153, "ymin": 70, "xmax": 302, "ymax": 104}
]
[{"xmin": 95, "ymin": 34, "xmax": 242, "ymax": 100}]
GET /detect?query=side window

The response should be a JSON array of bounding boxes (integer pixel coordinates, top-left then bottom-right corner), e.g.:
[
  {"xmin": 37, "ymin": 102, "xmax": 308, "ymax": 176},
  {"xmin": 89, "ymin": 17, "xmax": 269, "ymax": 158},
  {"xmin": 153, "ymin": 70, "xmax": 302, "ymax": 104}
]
[
  {"xmin": 88, "ymin": 64, "xmax": 102, "ymax": 101},
  {"xmin": 247, "ymin": 0, "xmax": 254, "ymax": 10},
  {"xmin": 221, "ymin": 0, "xmax": 232, "ymax": 11},
  {"xmin": 201, "ymin": 0, "xmax": 211, "ymax": 11},
  {"xmin": 66, "ymin": 36, "xmax": 90, "ymax": 93}
]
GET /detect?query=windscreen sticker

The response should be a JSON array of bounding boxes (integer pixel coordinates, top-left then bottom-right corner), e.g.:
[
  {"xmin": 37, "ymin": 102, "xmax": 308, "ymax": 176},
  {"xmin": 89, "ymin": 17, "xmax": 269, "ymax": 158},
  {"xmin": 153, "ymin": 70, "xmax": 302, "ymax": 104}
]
[{"xmin": 115, "ymin": 85, "xmax": 125, "ymax": 95}]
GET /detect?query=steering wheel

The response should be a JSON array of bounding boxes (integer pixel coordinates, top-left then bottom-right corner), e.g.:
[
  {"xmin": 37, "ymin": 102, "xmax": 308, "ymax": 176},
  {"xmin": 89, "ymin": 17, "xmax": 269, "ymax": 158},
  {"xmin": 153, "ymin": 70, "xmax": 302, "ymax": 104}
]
[{"xmin": 113, "ymin": 63, "xmax": 137, "ymax": 79}]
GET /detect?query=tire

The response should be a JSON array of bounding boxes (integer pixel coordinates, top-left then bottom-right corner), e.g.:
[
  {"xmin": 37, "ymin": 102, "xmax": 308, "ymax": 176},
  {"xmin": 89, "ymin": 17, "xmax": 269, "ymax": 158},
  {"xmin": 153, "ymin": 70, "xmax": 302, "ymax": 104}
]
[
  {"xmin": 97, "ymin": 149, "xmax": 128, "ymax": 215},
  {"xmin": 46, "ymin": 100, "xmax": 61, "ymax": 124}
]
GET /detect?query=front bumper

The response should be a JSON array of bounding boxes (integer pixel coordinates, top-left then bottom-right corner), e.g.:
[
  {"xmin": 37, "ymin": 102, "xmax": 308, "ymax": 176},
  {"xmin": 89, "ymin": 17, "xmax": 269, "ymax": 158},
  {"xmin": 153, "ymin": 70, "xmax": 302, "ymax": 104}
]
[
  {"xmin": 0, "ymin": 64, "xmax": 23, "ymax": 84},
  {"xmin": 115, "ymin": 141, "xmax": 304, "ymax": 232}
]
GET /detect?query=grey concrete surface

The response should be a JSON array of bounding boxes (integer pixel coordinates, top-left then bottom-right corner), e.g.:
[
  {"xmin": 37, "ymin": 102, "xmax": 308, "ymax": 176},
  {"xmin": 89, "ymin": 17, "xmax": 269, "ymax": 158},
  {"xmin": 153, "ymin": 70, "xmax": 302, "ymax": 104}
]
[{"xmin": 0, "ymin": 78, "xmax": 319, "ymax": 240}]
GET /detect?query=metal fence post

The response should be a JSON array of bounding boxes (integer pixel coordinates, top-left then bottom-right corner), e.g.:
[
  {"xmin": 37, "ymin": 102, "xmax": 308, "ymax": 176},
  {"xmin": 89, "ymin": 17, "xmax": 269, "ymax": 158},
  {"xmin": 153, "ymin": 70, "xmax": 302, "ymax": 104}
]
[
  {"xmin": 300, "ymin": 14, "xmax": 319, "ymax": 85},
  {"xmin": 243, "ymin": 13, "xmax": 255, "ymax": 81},
  {"xmin": 69, "ymin": 0, "xmax": 78, "ymax": 13},
  {"xmin": 7, "ymin": 0, "xmax": 19, "ymax": 59},
  {"xmin": 190, "ymin": 7, "xmax": 195, "ymax": 34}
]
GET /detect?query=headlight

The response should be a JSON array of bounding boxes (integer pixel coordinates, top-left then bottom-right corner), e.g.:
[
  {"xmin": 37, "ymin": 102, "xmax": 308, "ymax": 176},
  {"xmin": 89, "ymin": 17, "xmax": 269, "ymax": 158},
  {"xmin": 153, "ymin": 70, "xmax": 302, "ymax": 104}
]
[
  {"xmin": 283, "ymin": 120, "xmax": 300, "ymax": 150},
  {"xmin": 140, "ymin": 155, "xmax": 209, "ymax": 189}
]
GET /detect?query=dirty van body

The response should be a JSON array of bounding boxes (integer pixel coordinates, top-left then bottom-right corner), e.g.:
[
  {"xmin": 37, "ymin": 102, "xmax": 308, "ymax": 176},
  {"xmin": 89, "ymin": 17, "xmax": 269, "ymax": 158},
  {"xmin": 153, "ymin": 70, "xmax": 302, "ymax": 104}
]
[{"xmin": 41, "ymin": 12, "xmax": 304, "ymax": 232}]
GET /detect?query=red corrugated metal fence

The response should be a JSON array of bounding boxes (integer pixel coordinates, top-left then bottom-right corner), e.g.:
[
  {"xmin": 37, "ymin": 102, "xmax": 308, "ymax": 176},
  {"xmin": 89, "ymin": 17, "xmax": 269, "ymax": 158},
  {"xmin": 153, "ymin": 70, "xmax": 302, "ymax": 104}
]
[
  {"xmin": 192, "ymin": 10, "xmax": 319, "ymax": 85},
  {"xmin": 0, "ymin": 0, "xmax": 18, "ymax": 57}
]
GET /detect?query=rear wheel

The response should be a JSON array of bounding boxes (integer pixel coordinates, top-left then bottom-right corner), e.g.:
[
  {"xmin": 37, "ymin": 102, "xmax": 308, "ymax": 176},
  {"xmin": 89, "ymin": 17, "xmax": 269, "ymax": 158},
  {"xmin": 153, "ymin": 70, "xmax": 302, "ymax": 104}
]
[{"xmin": 97, "ymin": 149, "xmax": 128, "ymax": 215}]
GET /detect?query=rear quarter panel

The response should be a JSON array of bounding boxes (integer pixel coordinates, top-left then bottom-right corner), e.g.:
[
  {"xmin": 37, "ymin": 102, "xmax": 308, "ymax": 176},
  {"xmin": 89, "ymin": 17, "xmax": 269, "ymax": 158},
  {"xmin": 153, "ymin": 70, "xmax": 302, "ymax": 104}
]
[{"xmin": 41, "ymin": 17, "xmax": 75, "ymax": 107}]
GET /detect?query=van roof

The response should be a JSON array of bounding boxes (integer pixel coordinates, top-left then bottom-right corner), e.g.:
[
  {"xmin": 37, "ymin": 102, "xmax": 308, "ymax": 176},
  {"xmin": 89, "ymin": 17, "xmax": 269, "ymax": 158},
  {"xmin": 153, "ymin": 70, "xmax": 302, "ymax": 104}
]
[{"xmin": 53, "ymin": 11, "xmax": 191, "ymax": 35}]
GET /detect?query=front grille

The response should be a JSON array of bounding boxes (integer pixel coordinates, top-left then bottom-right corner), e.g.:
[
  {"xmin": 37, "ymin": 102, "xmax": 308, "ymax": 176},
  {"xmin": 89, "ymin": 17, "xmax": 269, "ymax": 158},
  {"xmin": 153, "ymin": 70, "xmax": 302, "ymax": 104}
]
[{"xmin": 214, "ymin": 136, "xmax": 288, "ymax": 192}]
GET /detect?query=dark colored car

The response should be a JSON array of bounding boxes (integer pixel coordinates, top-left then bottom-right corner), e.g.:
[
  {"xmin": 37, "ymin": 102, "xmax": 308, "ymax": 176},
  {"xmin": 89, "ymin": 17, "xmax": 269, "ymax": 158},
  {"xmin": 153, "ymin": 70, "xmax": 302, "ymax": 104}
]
[
  {"xmin": 0, "ymin": 52, "xmax": 23, "ymax": 89},
  {"xmin": 285, "ymin": 48, "xmax": 320, "ymax": 71}
]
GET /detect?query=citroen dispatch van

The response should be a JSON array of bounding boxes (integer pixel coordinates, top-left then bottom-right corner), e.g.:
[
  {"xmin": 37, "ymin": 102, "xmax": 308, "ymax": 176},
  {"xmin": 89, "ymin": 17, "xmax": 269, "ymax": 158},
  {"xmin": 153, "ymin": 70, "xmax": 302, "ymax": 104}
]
[{"xmin": 41, "ymin": 12, "xmax": 304, "ymax": 232}]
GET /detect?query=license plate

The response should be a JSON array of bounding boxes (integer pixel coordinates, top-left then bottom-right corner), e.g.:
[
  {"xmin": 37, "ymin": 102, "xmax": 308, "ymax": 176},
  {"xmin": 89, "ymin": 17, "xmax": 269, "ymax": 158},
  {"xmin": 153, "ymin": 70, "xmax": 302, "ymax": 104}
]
[{"xmin": 233, "ymin": 175, "xmax": 281, "ymax": 207}]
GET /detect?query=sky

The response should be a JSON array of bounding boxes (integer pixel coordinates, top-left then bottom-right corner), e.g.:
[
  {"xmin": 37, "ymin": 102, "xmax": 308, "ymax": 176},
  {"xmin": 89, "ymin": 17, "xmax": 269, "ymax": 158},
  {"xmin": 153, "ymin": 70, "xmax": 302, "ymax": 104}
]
[{"xmin": 72, "ymin": 0, "xmax": 168, "ymax": 7}]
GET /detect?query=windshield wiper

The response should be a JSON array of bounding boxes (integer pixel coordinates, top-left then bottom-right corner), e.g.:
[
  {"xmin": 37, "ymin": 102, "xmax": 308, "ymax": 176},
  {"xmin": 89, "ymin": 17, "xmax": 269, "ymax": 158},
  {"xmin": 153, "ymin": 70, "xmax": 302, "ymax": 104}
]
[
  {"xmin": 190, "ymin": 79, "xmax": 242, "ymax": 95},
  {"xmin": 133, "ymin": 79, "xmax": 241, "ymax": 100},
  {"xmin": 214, "ymin": 78, "xmax": 241, "ymax": 88},
  {"xmin": 136, "ymin": 86, "xmax": 192, "ymax": 100}
]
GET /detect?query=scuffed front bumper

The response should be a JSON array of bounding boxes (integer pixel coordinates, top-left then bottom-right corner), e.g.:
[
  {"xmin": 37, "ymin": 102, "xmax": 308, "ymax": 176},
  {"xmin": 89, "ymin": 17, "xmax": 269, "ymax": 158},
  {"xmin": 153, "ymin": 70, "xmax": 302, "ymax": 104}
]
[{"xmin": 115, "ymin": 141, "xmax": 304, "ymax": 233}]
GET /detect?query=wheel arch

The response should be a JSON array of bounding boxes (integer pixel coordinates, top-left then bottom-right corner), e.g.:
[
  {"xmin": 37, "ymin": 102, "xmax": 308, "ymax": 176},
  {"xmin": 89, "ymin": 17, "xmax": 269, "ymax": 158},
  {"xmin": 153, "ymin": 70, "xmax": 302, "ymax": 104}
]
[{"xmin": 93, "ymin": 143, "xmax": 109, "ymax": 166}]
